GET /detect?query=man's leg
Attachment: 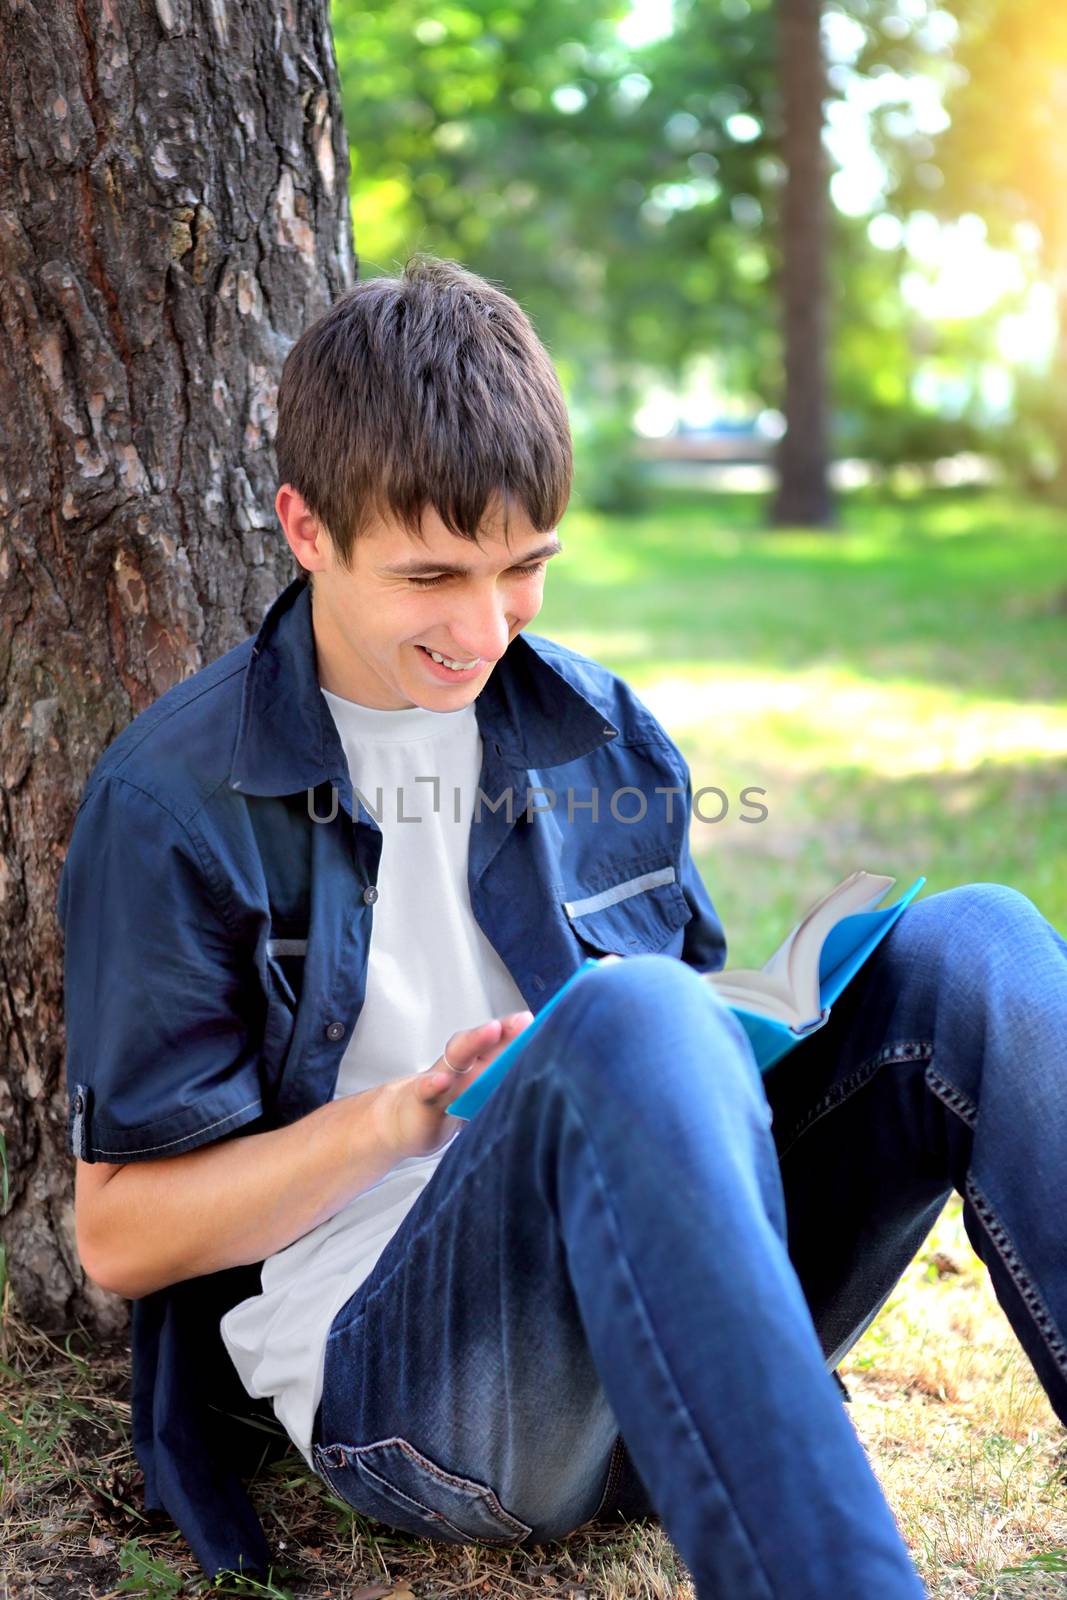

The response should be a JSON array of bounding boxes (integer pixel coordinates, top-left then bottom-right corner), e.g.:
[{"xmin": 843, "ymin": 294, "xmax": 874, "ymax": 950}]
[
  {"xmin": 312, "ymin": 954, "xmax": 926, "ymax": 1599},
  {"xmin": 764, "ymin": 881, "xmax": 1067, "ymax": 1417}
]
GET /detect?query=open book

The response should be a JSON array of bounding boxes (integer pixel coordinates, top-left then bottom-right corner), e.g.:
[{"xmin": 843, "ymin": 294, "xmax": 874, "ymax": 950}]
[
  {"xmin": 705, "ymin": 870, "xmax": 926, "ymax": 1071},
  {"xmin": 447, "ymin": 870, "xmax": 925, "ymax": 1119}
]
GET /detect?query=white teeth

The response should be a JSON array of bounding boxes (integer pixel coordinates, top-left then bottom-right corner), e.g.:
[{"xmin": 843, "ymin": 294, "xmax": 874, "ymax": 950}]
[{"xmin": 426, "ymin": 648, "xmax": 478, "ymax": 670}]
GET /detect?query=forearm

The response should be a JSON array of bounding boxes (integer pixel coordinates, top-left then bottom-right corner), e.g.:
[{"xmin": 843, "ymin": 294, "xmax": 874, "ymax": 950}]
[{"xmin": 82, "ymin": 1086, "xmax": 397, "ymax": 1300}]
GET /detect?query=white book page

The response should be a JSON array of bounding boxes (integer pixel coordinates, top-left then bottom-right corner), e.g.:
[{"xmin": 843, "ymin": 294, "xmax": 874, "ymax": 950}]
[
  {"xmin": 780, "ymin": 872, "xmax": 895, "ymax": 1012},
  {"xmin": 705, "ymin": 871, "xmax": 895, "ymax": 1026}
]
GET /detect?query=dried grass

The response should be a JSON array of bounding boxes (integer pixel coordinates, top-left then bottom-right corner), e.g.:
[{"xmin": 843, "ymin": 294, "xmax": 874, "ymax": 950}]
[{"xmin": 1, "ymin": 1198, "xmax": 1063, "ymax": 1598}]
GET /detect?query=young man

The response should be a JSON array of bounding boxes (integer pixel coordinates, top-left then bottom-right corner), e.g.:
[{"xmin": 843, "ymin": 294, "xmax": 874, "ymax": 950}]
[{"xmin": 58, "ymin": 256, "xmax": 1067, "ymax": 1598}]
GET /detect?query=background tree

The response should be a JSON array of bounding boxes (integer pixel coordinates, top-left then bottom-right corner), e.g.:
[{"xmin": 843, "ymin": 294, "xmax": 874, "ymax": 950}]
[
  {"xmin": 0, "ymin": 0, "xmax": 353, "ymax": 1334},
  {"xmin": 329, "ymin": 0, "xmax": 779, "ymax": 503},
  {"xmin": 332, "ymin": 0, "xmax": 1067, "ymax": 512},
  {"xmin": 328, "ymin": 0, "xmax": 856, "ymax": 522},
  {"xmin": 771, "ymin": 0, "xmax": 833, "ymax": 525}
]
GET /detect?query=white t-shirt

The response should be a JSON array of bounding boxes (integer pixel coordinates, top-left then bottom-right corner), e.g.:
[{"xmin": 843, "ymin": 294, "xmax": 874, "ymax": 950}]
[{"xmin": 220, "ymin": 689, "xmax": 529, "ymax": 1467}]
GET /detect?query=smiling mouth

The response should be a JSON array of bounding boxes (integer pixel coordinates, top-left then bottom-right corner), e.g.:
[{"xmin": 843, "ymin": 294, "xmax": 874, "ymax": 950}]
[{"xmin": 416, "ymin": 644, "xmax": 484, "ymax": 670}]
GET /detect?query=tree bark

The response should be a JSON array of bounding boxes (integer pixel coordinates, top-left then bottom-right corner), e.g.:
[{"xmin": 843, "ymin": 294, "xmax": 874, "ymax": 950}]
[
  {"xmin": 0, "ymin": 0, "xmax": 354, "ymax": 1335},
  {"xmin": 771, "ymin": 0, "xmax": 834, "ymax": 527}
]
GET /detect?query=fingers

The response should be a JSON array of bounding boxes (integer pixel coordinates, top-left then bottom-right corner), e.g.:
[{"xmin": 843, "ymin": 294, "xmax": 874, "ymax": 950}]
[
  {"xmin": 446, "ymin": 1017, "xmax": 503, "ymax": 1070},
  {"xmin": 425, "ymin": 1011, "xmax": 534, "ymax": 1098},
  {"xmin": 456, "ymin": 1010, "xmax": 534, "ymax": 1066},
  {"xmin": 424, "ymin": 1019, "xmax": 500, "ymax": 1097}
]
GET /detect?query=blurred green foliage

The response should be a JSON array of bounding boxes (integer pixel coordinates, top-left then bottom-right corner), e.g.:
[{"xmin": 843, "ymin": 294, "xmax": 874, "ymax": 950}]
[
  {"xmin": 532, "ymin": 486, "xmax": 1067, "ymax": 961},
  {"xmin": 329, "ymin": 0, "xmax": 1067, "ymax": 493}
]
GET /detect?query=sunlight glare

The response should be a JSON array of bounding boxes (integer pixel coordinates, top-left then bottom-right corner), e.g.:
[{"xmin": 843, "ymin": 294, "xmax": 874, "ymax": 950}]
[
  {"xmin": 636, "ymin": 667, "xmax": 1067, "ymax": 781},
  {"xmin": 617, "ymin": 0, "xmax": 673, "ymax": 48}
]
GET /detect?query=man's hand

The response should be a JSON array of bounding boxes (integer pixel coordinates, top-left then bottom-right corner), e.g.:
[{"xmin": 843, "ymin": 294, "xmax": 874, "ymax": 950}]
[{"xmin": 368, "ymin": 1012, "xmax": 535, "ymax": 1162}]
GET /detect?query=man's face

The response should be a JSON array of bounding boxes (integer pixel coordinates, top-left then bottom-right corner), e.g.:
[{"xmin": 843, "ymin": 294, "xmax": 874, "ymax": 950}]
[{"xmin": 279, "ymin": 491, "xmax": 563, "ymax": 710}]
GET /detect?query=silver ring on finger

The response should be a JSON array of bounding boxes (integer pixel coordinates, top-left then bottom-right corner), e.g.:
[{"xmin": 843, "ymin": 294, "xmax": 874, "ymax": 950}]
[{"xmin": 442, "ymin": 1047, "xmax": 474, "ymax": 1074}]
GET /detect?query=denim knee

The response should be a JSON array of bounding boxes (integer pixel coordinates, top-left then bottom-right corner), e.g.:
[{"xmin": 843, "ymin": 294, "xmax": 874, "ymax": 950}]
[
  {"xmin": 890, "ymin": 881, "xmax": 1045, "ymax": 976},
  {"xmin": 544, "ymin": 952, "xmax": 764, "ymax": 1112}
]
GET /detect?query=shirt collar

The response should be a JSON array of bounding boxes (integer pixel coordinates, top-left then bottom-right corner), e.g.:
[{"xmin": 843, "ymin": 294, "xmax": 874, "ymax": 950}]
[{"xmin": 228, "ymin": 578, "xmax": 619, "ymax": 796}]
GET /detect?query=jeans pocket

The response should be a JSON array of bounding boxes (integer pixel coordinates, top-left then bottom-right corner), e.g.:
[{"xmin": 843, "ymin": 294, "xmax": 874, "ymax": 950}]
[{"xmin": 312, "ymin": 1435, "xmax": 534, "ymax": 1546}]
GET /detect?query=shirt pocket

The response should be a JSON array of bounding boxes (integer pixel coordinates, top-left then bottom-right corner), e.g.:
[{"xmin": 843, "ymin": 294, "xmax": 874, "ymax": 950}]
[
  {"xmin": 561, "ymin": 860, "xmax": 691, "ymax": 957},
  {"xmin": 264, "ymin": 934, "xmax": 307, "ymax": 1012},
  {"xmin": 312, "ymin": 1435, "xmax": 533, "ymax": 1546}
]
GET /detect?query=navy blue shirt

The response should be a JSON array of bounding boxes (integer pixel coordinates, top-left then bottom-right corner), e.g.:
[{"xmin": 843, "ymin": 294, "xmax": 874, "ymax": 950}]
[{"xmin": 57, "ymin": 575, "xmax": 727, "ymax": 1581}]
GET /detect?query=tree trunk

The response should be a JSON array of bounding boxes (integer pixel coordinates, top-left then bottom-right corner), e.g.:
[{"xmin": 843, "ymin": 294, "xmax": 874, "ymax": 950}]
[
  {"xmin": 0, "ymin": 0, "xmax": 354, "ymax": 1335},
  {"xmin": 771, "ymin": 0, "xmax": 834, "ymax": 527}
]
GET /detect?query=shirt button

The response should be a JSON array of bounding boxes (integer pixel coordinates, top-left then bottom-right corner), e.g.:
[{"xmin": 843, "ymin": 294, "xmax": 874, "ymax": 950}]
[
  {"xmin": 74, "ymin": 1091, "xmax": 84, "ymax": 1112},
  {"xmin": 531, "ymin": 975, "xmax": 545, "ymax": 992},
  {"xmin": 362, "ymin": 885, "xmax": 379, "ymax": 905},
  {"xmin": 324, "ymin": 1021, "xmax": 346, "ymax": 1042}
]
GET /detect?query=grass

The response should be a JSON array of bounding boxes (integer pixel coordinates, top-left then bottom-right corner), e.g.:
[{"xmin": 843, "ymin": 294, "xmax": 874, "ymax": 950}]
[
  {"xmin": 841, "ymin": 1199, "xmax": 1067, "ymax": 1598},
  {"xmin": 537, "ymin": 485, "xmax": 1067, "ymax": 964},
  {"xmin": 4, "ymin": 485, "xmax": 1065, "ymax": 1597},
  {"xmin": 3, "ymin": 1204, "xmax": 1064, "ymax": 1598}
]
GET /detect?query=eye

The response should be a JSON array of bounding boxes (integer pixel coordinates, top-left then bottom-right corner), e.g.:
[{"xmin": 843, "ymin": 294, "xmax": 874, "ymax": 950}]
[{"xmin": 407, "ymin": 561, "xmax": 548, "ymax": 590}]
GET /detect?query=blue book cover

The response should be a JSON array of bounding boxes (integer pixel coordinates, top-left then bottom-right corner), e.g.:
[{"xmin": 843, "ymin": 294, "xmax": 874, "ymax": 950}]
[
  {"xmin": 719, "ymin": 873, "xmax": 926, "ymax": 1071},
  {"xmin": 446, "ymin": 957, "xmax": 609, "ymax": 1121},
  {"xmin": 448, "ymin": 873, "xmax": 926, "ymax": 1118}
]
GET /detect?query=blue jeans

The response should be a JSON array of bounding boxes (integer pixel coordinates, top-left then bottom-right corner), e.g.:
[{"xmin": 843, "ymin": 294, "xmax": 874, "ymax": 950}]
[{"xmin": 310, "ymin": 883, "xmax": 1067, "ymax": 1599}]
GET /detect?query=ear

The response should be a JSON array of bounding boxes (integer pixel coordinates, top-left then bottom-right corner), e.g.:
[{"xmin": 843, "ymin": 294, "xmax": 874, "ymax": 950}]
[{"xmin": 276, "ymin": 485, "xmax": 332, "ymax": 577}]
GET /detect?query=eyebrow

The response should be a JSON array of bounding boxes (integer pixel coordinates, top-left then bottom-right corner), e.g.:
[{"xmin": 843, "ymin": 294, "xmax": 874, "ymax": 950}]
[{"xmin": 379, "ymin": 539, "xmax": 564, "ymax": 578}]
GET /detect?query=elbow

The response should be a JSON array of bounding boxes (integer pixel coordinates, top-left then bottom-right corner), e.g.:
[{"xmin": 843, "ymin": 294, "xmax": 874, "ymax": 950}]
[
  {"xmin": 80, "ymin": 1255, "xmax": 158, "ymax": 1302},
  {"xmin": 79, "ymin": 1240, "xmax": 189, "ymax": 1300},
  {"xmin": 79, "ymin": 1250, "xmax": 127, "ymax": 1300},
  {"xmin": 77, "ymin": 1229, "xmax": 152, "ymax": 1301}
]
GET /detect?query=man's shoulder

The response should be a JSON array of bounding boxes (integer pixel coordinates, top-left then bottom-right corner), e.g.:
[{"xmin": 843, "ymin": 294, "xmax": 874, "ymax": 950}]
[
  {"xmin": 520, "ymin": 631, "xmax": 679, "ymax": 754},
  {"xmin": 83, "ymin": 636, "xmax": 253, "ymax": 824}
]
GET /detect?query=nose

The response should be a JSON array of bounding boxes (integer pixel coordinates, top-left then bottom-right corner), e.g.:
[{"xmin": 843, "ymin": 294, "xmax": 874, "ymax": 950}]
[{"xmin": 448, "ymin": 589, "xmax": 514, "ymax": 663}]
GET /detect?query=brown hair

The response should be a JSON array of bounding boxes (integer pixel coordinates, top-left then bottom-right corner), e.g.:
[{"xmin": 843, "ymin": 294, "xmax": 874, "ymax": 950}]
[{"xmin": 275, "ymin": 255, "xmax": 572, "ymax": 581}]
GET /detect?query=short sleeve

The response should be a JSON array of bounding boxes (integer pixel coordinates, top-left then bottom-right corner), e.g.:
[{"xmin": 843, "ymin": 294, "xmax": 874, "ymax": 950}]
[{"xmin": 56, "ymin": 777, "xmax": 265, "ymax": 1163}]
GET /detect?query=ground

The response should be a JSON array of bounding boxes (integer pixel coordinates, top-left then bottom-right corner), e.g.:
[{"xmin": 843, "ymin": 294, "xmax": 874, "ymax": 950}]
[{"xmin": 2, "ymin": 1199, "xmax": 1064, "ymax": 1599}]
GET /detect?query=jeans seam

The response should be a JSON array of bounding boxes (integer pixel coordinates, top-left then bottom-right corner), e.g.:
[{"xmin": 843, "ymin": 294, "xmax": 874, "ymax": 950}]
[
  {"xmin": 923, "ymin": 1065, "xmax": 977, "ymax": 1129},
  {"xmin": 356, "ymin": 1455, "xmax": 526, "ymax": 1545},
  {"xmin": 962, "ymin": 1173, "xmax": 1067, "ymax": 1386},
  {"xmin": 776, "ymin": 1041, "xmax": 934, "ymax": 1164},
  {"xmin": 315, "ymin": 1439, "xmax": 533, "ymax": 1544},
  {"xmin": 317, "ymin": 1447, "xmax": 477, "ymax": 1543},
  {"xmin": 924, "ymin": 1069, "xmax": 1067, "ymax": 1388},
  {"xmin": 590, "ymin": 1432, "xmax": 627, "ymax": 1522}
]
